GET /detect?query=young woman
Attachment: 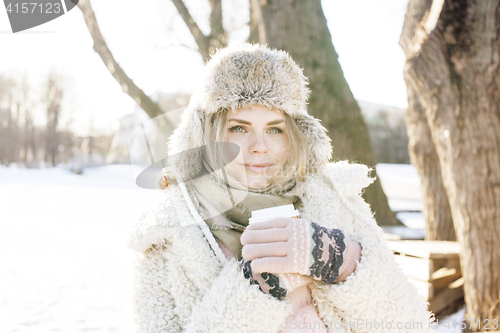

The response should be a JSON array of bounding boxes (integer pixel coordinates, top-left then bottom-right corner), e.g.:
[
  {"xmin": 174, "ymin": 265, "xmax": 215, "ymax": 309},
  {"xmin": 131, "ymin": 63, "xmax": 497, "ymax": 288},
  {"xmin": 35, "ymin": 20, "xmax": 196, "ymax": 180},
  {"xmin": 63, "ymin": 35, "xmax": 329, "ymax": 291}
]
[{"xmin": 128, "ymin": 44, "xmax": 433, "ymax": 332}]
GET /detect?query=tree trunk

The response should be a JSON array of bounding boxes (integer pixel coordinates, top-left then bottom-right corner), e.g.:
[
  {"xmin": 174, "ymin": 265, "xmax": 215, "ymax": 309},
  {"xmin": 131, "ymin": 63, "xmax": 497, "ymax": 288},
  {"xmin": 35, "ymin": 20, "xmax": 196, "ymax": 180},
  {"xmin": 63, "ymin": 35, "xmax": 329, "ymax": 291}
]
[
  {"xmin": 44, "ymin": 72, "xmax": 63, "ymax": 167},
  {"xmin": 259, "ymin": 0, "xmax": 400, "ymax": 226},
  {"xmin": 402, "ymin": 0, "xmax": 500, "ymax": 328},
  {"xmin": 401, "ymin": 0, "xmax": 456, "ymax": 242},
  {"xmin": 408, "ymin": 89, "xmax": 455, "ymax": 241},
  {"xmin": 248, "ymin": 0, "xmax": 265, "ymax": 44}
]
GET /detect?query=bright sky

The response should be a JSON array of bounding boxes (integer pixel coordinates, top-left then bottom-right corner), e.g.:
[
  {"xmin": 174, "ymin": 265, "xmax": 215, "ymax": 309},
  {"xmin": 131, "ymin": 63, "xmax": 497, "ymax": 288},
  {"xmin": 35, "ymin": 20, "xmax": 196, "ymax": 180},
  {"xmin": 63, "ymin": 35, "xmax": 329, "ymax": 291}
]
[{"xmin": 0, "ymin": 0, "xmax": 409, "ymax": 136}]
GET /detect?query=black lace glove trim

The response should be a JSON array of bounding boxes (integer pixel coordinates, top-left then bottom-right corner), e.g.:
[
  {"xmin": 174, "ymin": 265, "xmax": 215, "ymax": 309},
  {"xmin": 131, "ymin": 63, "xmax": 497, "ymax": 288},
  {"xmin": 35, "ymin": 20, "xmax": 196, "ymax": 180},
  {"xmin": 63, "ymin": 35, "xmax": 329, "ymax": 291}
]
[
  {"xmin": 241, "ymin": 260, "xmax": 288, "ymax": 300},
  {"xmin": 308, "ymin": 222, "xmax": 346, "ymax": 284}
]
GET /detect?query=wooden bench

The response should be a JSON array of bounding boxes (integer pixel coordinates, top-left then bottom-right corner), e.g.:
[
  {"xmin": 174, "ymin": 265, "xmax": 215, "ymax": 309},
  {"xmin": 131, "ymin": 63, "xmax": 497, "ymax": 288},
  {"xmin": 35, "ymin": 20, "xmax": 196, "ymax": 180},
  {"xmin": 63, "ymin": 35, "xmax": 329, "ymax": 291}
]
[{"xmin": 387, "ymin": 240, "xmax": 463, "ymax": 315}]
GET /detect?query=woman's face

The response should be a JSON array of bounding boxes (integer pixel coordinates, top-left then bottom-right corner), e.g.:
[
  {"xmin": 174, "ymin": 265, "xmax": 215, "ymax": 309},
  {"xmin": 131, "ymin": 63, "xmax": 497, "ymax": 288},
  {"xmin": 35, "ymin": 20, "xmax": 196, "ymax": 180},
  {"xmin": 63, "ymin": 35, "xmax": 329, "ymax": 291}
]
[{"xmin": 226, "ymin": 105, "xmax": 290, "ymax": 190}]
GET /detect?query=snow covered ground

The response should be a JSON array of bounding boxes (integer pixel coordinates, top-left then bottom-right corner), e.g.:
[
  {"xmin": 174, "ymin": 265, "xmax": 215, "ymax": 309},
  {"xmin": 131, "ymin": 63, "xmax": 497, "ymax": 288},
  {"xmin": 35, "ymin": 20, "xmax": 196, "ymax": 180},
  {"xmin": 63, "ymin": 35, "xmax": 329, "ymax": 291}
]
[
  {"xmin": 0, "ymin": 165, "xmax": 158, "ymax": 333},
  {"xmin": 0, "ymin": 163, "xmax": 463, "ymax": 332}
]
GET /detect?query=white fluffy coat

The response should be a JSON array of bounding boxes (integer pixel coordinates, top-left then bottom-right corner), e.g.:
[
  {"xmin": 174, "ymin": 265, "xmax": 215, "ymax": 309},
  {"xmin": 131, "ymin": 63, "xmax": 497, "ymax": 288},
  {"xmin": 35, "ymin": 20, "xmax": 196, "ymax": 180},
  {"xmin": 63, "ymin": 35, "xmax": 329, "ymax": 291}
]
[{"xmin": 128, "ymin": 162, "xmax": 434, "ymax": 333}]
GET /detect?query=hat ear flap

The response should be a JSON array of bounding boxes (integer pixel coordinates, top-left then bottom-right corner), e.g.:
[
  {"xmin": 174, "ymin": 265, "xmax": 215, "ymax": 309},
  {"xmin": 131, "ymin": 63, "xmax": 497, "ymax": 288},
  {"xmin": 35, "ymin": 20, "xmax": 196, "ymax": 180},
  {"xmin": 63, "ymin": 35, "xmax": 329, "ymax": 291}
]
[
  {"xmin": 295, "ymin": 114, "xmax": 333, "ymax": 174},
  {"xmin": 167, "ymin": 104, "xmax": 206, "ymax": 181}
]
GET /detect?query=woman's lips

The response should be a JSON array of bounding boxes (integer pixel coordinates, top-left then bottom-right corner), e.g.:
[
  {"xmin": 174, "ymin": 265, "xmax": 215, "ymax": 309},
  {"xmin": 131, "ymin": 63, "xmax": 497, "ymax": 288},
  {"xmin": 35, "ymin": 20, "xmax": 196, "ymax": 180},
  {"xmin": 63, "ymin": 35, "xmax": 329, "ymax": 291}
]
[{"xmin": 243, "ymin": 164, "xmax": 273, "ymax": 173}]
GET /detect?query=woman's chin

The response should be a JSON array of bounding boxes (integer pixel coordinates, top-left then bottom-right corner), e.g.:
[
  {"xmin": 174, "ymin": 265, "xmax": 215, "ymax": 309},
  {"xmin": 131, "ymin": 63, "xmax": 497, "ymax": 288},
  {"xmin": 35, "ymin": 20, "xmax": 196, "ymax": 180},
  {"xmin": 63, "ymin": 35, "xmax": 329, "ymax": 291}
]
[{"xmin": 245, "ymin": 177, "xmax": 271, "ymax": 190}]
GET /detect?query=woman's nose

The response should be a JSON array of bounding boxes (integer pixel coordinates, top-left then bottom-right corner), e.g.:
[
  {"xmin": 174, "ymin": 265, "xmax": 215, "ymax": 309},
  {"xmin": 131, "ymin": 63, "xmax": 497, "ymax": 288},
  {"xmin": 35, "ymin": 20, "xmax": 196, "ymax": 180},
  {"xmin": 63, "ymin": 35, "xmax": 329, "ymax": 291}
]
[{"xmin": 249, "ymin": 134, "xmax": 269, "ymax": 154}]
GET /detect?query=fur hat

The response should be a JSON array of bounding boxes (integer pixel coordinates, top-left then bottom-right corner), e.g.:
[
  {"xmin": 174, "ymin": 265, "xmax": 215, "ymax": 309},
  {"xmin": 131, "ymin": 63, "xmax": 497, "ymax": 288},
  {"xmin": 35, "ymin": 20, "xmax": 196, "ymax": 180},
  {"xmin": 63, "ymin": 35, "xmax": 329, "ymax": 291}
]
[{"xmin": 167, "ymin": 43, "xmax": 332, "ymax": 182}]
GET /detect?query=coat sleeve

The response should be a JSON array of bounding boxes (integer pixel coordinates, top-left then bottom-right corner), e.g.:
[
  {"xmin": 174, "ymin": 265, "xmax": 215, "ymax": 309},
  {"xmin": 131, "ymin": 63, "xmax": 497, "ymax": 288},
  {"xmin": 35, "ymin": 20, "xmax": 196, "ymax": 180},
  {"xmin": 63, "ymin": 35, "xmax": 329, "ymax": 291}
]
[
  {"xmin": 309, "ymin": 163, "xmax": 434, "ymax": 333},
  {"xmin": 131, "ymin": 245, "xmax": 294, "ymax": 333}
]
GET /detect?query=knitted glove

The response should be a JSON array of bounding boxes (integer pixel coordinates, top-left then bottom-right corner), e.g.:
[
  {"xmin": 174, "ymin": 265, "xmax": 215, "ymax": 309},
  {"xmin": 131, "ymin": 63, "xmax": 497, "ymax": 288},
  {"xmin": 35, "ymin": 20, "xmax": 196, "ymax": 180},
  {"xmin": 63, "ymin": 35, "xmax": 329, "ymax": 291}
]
[
  {"xmin": 240, "ymin": 259, "xmax": 313, "ymax": 300},
  {"xmin": 241, "ymin": 218, "xmax": 361, "ymax": 284}
]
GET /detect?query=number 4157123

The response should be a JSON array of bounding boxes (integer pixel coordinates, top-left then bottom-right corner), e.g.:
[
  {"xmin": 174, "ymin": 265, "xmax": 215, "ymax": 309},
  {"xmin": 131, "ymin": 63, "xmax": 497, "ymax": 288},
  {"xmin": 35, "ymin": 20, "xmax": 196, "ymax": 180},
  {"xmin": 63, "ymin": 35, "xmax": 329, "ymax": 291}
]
[{"xmin": 6, "ymin": 2, "xmax": 62, "ymax": 14}]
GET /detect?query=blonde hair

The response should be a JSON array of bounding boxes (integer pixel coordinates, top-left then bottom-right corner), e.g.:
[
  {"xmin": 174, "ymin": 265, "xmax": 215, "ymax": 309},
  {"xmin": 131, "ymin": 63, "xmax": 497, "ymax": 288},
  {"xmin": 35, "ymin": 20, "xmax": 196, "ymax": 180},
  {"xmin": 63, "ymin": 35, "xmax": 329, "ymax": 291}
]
[{"xmin": 204, "ymin": 107, "xmax": 308, "ymax": 191}]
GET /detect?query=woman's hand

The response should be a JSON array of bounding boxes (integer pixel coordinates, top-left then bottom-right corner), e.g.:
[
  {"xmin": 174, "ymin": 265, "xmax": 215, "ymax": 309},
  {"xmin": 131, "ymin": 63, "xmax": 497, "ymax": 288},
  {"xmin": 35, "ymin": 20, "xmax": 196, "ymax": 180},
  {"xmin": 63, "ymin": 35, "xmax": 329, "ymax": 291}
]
[
  {"xmin": 241, "ymin": 217, "xmax": 361, "ymax": 284},
  {"xmin": 240, "ymin": 258, "xmax": 313, "ymax": 300}
]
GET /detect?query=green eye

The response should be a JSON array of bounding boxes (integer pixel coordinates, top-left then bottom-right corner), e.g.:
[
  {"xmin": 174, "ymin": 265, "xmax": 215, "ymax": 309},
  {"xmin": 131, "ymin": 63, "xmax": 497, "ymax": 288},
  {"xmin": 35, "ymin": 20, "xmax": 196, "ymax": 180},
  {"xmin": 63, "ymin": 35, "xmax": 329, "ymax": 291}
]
[
  {"xmin": 229, "ymin": 126, "xmax": 245, "ymax": 133},
  {"xmin": 269, "ymin": 127, "xmax": 284, "ymax": 134}
]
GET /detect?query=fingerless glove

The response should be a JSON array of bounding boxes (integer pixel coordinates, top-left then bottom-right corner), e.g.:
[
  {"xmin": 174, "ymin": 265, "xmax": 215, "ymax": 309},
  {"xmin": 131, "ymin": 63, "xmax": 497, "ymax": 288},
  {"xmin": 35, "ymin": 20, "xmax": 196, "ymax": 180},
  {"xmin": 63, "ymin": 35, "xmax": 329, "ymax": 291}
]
[{"xmin": 241, "ymin": 219, "xmax": 361, "ymax": 285}]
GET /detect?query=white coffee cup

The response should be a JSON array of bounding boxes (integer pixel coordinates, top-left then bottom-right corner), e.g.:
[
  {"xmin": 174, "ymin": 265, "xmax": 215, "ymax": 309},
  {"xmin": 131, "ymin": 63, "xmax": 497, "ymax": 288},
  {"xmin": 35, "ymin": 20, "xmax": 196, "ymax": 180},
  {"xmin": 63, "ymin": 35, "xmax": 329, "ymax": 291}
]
[{"xmin": 249, "ymin": 204, "xmax": 300, "ymax": 224}]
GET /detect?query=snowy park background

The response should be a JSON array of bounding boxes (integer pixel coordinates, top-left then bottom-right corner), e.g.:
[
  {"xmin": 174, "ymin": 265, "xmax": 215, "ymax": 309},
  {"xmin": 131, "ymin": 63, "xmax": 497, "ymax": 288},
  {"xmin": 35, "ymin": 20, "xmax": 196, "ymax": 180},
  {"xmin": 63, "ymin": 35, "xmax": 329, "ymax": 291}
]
[
  {"xmin": 0, "ymin": 165, "xmax": 156, "ymax": 332},
  {"xmin": 0, "ymin": 163, "xmax": 465, "ymax": 332}
]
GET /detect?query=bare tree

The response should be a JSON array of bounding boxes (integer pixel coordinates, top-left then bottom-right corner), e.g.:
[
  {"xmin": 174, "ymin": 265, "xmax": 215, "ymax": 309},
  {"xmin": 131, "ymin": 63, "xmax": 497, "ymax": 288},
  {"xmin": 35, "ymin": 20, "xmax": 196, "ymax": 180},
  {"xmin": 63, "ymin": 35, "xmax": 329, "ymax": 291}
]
[
  {"xmin": 0, "ymin": 72, "xmax": 80, "ymax": 168},
  {"xmin": 248, "ymin": 0, "xmax": 265, "ymax": 44},
  {"xmin": 401, "ymin": 0, "xmax": 455, "ymax": 242},
  {"xmin": 43, "ymin": 71, "xmax": 64, "ymax": 167},
  {"xmin": 401, "ymin": 0, "xmax": 500, "ymax": 328},
  {"xmin": 170, "ymin": 0, "xmax": 227, "ymax": 62},
  {"xmin": 0, "ymin": 75, "xmax": 23, "ymax": 166},
  {"xmin": 406, "ymin": 85, "xmax": 455, "ymax": 241},
  {"xmin": 19, "ymin": 77, "xmax": 39, "ymax": 167},
  {"xmin": 76, "ymin": 0, "xmax": 166, "ymax": 121},
  {"xmin": 0, "ymin": 76, "xmax": 12, "ymax": 165}
]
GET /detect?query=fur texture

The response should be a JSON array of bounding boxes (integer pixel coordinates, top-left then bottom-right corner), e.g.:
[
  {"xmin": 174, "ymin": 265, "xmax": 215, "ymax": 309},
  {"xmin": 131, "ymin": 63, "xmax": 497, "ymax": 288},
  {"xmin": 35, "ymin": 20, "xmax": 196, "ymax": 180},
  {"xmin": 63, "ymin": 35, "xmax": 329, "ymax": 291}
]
[
  {"xmin": 128, "ymin": 162, "xmax": 434, "ymax": 333},
  {"xmin": 203, "ymin": 44, "xmax": 310, "ymax": 117},
  {"xmin": 167, "ymin": 44, "xmax": 332, "ymax": 181}
]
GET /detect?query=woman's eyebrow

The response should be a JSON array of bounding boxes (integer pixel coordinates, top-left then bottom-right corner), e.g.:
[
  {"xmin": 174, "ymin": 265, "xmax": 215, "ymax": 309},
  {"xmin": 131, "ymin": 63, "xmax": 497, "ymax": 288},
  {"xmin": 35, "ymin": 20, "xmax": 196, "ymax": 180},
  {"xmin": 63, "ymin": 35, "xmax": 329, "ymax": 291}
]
[{"xmin": 228, "ymin": 119, "xmax": 284, "ymax": 125}]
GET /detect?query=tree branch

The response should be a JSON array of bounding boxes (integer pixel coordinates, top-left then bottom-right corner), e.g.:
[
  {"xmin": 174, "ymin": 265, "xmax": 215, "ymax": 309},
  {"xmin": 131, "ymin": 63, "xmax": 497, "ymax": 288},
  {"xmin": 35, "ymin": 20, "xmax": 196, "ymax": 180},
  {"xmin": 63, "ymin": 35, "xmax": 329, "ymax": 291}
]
[
  {"xmin": 171, "ymin": 0, "xmax": 210, "ymax": 61},
  {"xmin": 76, "ymin": 0, "xmax": 166, "ymax": 120},
  {"xmin": 208, "ymin": 0, "xmax": 226, "ymax": 52},
  {"xmin": 249, "ymin": 0, "xmax": 266, "ymax": 44}
]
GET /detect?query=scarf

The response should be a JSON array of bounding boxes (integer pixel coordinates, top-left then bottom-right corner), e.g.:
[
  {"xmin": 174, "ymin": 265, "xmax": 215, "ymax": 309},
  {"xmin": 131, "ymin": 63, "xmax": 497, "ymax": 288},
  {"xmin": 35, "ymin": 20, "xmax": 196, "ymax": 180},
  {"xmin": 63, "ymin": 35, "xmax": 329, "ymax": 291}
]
[{"xmin": 184, "ymin": 154, "xmax": 304, "ymax": 260}]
